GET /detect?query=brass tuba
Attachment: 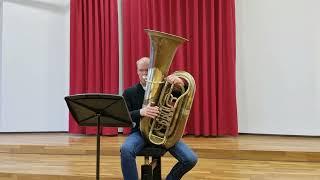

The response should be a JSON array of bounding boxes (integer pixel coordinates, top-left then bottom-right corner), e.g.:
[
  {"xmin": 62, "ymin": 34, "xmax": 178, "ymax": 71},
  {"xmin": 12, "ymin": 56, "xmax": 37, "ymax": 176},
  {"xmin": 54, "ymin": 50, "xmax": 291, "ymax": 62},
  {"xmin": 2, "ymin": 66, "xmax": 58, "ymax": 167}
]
[{"xmin": 140, "ymin": 29, "xmax": 196, "ymax": 149}]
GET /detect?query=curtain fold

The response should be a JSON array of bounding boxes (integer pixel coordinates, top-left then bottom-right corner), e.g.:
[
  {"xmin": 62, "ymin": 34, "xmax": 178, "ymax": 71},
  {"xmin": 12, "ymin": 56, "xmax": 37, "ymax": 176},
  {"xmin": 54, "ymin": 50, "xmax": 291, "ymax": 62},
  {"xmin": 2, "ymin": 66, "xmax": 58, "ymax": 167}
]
[
  {"xmin": 122, "ymin": 0, "xmax": 238, "ymax": 136},
  {"xmin": 69, "ymin": 0, "xmax": 119, "ymax": 135}
]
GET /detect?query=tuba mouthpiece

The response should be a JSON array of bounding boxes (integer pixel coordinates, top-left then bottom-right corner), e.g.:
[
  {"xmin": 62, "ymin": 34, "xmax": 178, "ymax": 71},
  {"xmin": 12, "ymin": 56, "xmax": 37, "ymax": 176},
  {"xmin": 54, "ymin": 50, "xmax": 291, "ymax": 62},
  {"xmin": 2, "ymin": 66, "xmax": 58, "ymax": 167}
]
[{"xmin": 142, "ymin": 75, "xmax": 147, "ymax": 81}]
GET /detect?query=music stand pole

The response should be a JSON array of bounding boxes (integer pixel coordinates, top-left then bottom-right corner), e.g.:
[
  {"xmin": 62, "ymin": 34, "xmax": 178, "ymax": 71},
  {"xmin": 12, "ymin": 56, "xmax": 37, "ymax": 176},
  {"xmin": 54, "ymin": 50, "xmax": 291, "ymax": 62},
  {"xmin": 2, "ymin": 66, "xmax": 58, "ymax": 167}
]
[{"xmin": 96, "ymin": 114, "xmax": 101, "ymax": 180}]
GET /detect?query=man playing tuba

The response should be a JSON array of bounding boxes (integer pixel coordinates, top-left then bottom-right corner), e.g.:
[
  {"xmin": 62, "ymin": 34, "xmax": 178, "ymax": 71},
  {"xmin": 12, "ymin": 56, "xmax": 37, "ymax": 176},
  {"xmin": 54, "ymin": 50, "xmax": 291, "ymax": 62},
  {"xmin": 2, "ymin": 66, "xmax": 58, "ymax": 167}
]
[{"xmin": 120, "ymin": 57, "xmax": 198, "ymax": 180}]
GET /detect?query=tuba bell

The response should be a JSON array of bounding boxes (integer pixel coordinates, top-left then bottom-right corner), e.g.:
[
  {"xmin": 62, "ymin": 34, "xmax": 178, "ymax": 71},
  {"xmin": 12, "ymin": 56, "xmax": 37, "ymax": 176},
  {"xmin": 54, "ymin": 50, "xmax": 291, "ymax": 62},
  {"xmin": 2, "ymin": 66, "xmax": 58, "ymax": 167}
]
[{"xmin": 140, "ymin": 29, "xmax": 196, "ymax": 149}]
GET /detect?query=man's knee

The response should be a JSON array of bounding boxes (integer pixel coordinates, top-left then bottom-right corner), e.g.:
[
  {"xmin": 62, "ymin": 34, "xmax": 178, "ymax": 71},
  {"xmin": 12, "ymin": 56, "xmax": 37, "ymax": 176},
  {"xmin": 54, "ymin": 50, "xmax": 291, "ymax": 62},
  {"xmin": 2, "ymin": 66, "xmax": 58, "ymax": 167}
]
[
  {"xmin": 185, "ymin": 153, "xmax": 198, "ymax": 168},
  {"xmin": 120, "ymin": 143, "xmax": 135, "ymax": 157}
]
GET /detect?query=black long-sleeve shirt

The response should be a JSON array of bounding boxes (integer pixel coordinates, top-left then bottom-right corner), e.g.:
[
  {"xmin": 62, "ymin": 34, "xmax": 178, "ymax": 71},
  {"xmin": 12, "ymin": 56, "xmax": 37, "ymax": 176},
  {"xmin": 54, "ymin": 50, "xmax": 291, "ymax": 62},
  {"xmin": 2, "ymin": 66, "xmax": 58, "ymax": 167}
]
[{"xmin": 122, "ymin": 83, "xmax": 145, "ymax": 133}]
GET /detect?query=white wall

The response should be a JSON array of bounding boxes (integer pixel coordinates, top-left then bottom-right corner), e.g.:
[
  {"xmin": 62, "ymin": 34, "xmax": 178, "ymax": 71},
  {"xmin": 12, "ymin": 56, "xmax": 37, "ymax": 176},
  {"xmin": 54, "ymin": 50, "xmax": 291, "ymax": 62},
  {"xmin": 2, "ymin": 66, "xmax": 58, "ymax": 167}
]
[
  {"xmin": 0, "ymin": 0, "xmax": 70, "ymax": 132},
  {"xmin": 236, "ymin": 0, "xmax": 320, "ymax": 135},
  {"xmin": 0, "ymin": 0, "xmax": 3, "ymax": 125}
]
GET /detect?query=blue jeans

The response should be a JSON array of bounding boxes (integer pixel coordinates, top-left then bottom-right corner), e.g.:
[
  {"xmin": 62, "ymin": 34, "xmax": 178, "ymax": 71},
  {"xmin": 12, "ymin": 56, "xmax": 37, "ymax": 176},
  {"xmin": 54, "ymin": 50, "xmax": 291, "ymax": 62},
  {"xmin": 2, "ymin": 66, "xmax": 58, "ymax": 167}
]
[{"xmin": 120, "ymin": 131, "xmax": 198, "ymax": 180}]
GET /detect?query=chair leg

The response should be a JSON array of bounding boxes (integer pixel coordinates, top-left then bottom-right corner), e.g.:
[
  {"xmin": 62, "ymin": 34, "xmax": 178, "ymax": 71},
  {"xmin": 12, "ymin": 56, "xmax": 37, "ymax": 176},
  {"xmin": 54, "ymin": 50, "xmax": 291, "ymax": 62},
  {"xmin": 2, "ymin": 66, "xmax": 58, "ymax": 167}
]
[
  {"xmin": 141, "ymin": 164, "xmax": 153, "ymax": 180},
  {"xmin": 152, "ymin": 156, "xmax": 161, "ymax": 180},
  {"xmin": 141, "ymin": 156, "xmax": 162, "ymax": 180},
  {"xmin": 141, "ymin": 156, "xmax": 152, "ymax": 180}
]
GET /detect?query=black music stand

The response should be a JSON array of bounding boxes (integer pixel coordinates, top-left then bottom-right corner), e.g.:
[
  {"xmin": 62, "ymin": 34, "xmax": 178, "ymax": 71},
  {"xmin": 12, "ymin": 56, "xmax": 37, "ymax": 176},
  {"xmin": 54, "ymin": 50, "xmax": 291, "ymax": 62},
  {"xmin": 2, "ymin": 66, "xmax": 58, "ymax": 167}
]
[{"xmin": 65, "ymin": 94, "xmax": 133, "ymax": 180}]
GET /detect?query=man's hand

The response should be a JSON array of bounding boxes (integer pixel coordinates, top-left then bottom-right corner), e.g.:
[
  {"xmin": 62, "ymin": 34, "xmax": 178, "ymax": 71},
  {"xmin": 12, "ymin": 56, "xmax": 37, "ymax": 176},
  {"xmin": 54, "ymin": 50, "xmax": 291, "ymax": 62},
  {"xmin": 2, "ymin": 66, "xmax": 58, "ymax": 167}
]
[
  {"xmin": 166, "ymin": 74, "xmax": 185, "ymax": 86},
  {"xmin": 140, "ymin": 103, "xmax": 160, "ymax": 119}
]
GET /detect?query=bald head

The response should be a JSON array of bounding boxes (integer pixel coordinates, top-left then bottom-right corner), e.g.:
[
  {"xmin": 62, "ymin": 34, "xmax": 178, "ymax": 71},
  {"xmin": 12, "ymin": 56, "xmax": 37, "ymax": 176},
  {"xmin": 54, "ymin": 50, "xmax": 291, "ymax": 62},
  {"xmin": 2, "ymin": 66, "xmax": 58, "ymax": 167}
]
[
  {"xmin": 136, "ymin": 57, "xmax": 150, "ymax": 86},
  {"xmin": 136, "ymin": 57, "xmax": 150, "ymax": 67}
]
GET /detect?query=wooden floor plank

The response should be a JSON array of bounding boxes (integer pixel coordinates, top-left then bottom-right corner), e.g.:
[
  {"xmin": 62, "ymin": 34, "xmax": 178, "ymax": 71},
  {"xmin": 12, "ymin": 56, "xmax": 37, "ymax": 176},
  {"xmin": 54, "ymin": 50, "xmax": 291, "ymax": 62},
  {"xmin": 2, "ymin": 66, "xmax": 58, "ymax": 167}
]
[
  {"xmin": 0, "ymin": 133, "xmax": 320, "ymax": 152},
  {"xmin": 0, "ymin": 133, "xmax": 320, "ymax": 179},
  {"xmin": 1, "ymin": 154, "xmax": 320, "ymax": 180}
]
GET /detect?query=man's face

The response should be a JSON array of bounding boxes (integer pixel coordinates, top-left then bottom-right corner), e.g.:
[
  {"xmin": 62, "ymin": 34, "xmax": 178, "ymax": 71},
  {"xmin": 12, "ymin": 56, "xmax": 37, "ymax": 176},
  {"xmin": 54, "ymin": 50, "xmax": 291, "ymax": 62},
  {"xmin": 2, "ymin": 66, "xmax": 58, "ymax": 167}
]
[{"xmin": 137, "ymin": 61, "xmax": 149, "ymax": 86}]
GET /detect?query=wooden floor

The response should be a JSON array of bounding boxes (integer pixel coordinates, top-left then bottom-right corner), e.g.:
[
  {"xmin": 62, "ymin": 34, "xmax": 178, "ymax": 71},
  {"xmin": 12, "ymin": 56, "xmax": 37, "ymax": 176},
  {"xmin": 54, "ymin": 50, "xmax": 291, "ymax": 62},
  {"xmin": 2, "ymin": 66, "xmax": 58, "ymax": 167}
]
[{"xmin": 0, "ymin": 133, "xmax": 320, "ymax": 180}]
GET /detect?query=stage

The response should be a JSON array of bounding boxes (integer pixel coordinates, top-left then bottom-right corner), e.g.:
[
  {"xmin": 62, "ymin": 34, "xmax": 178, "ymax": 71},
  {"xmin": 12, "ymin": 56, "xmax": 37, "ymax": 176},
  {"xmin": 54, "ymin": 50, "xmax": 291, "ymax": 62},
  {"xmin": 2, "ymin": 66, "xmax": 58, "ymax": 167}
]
[{"xmin": 0, "ymin": 133, "xmax": 319, "ymax": 179}]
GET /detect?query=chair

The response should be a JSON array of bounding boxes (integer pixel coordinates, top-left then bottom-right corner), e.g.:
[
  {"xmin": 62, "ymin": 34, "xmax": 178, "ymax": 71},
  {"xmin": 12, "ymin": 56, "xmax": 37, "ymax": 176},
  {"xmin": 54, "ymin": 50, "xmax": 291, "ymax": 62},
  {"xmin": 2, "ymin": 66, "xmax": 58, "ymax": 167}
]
[{"xmin": 137, "ymin": 145, "xmax": 167, "ymax": 180}]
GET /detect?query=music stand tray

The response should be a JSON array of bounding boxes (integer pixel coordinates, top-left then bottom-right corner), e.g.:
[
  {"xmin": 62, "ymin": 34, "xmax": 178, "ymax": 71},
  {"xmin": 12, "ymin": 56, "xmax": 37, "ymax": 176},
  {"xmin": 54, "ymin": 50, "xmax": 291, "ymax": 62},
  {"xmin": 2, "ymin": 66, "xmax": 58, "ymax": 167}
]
[{"xmin": 65, "ymin": 93, "xmax": 133, "ymax": 180}]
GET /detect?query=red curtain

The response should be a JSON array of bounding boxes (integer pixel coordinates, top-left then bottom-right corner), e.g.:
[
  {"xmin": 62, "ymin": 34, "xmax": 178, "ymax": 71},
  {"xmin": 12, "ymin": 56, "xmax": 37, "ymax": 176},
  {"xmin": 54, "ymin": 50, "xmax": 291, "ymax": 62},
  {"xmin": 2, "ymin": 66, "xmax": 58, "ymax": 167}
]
[
  {"xmin": 122, "ymin": 0, "xmax": 238, "ymax": 136},
  {"xmin": 69, "ymin": 0, "xmax": 119, "ymax": 135}
]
